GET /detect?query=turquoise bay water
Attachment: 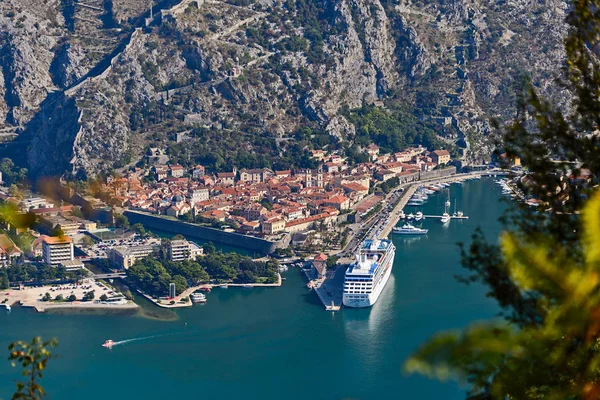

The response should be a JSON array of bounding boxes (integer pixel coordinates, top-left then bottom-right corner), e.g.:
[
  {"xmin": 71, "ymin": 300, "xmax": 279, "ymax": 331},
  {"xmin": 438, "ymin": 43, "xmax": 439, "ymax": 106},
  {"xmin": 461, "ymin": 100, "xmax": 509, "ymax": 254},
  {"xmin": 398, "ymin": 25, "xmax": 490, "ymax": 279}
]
[{"xmin": 0, "ymin": 179, "xmax": 508, "ymax": 399}]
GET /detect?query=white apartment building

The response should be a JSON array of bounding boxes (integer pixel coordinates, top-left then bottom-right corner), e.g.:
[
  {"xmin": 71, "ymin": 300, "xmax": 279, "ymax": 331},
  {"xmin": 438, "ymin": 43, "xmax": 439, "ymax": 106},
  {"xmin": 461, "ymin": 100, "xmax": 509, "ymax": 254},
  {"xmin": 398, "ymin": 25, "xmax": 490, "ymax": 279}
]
[
  {"xmin": 42, "ymin": 236, "xmax": 74, "ymax": 265},
  {"xmin": 168, "ymin": 240, "xmax": 203, "ymax": 262}
]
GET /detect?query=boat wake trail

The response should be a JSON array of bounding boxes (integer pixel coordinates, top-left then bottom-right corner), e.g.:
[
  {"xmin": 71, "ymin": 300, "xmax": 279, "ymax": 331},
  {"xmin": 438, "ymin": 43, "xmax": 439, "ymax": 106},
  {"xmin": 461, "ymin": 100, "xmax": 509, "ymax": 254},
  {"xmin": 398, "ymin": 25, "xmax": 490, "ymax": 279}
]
[{"xmin": 112, "ymin": 332, "xmax": 181, "ymax": 347}]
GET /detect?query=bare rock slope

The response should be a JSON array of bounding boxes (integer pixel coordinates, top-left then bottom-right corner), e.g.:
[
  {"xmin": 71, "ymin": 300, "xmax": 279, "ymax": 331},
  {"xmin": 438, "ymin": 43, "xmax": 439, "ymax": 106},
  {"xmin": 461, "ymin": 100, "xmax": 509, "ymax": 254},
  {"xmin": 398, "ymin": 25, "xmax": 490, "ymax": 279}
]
[{"xmin": 0, "ymin": 0, "xmax": 567, "ymax": 177}]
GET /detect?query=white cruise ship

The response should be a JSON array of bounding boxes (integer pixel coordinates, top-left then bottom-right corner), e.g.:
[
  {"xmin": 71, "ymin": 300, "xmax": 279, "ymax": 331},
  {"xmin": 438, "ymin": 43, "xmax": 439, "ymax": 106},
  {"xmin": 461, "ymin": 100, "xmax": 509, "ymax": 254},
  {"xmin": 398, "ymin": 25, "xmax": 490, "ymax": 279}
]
[{"xmin": 343, "ymin": 238, "xmax": 395, "ymax": 308}]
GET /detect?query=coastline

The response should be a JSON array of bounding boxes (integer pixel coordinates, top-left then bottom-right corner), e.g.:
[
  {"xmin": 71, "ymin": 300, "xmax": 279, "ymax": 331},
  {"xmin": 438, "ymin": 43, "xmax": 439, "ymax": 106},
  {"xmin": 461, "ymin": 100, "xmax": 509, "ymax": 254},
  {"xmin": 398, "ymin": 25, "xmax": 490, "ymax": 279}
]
[
  {"xmin": 140, "ymin": 272, "xmax": 283, "ymax": 309},
  {"xmin": 0, "ymin": 279, "xmax": 139, "ymax": 314}
]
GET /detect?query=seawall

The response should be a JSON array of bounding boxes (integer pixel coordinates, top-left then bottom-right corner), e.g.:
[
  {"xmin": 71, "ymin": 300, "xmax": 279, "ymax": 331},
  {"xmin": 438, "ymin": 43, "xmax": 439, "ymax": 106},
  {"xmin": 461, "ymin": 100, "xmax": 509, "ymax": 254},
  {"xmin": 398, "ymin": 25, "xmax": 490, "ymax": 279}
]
[{"xmin": 124, "ymin": 210, "xmax": 277, "ymax": 254}]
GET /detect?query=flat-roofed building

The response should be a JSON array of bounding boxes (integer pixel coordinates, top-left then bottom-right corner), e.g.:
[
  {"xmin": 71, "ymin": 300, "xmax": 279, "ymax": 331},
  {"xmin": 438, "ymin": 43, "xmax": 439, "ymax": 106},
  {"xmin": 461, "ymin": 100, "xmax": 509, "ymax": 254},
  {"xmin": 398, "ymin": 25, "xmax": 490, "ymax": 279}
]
[
  {"xmin": 108, "ymin": 245, "xmax": 154, "ymax": 269},
  {"xmin": 42, "ymin": 236, "xmax": 74, "ymax": 265},
  {"xmin": 168, "ymin": 240, "xmax": 203, "ymax": 262},
  {"xmin": 60, "ymin": 259, "xmax": 85, "ymax": 271}
]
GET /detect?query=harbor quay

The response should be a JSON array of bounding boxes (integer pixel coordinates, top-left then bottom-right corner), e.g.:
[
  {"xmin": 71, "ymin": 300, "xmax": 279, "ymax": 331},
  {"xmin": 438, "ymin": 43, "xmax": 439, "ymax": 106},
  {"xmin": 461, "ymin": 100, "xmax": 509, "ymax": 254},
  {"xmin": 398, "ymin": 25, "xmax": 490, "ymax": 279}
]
[{"xmin": 307, "ymin": 171, "xmax": 507, "ymax": 311}]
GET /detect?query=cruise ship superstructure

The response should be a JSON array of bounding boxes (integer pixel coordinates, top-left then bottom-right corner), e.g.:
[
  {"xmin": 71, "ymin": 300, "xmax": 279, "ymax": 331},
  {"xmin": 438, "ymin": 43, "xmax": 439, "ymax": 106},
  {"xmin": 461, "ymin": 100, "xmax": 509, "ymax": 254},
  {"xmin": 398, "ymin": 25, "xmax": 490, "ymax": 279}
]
[{"xmin": 343, "ymin": 239, "xmax": 395, "ymax": 308}]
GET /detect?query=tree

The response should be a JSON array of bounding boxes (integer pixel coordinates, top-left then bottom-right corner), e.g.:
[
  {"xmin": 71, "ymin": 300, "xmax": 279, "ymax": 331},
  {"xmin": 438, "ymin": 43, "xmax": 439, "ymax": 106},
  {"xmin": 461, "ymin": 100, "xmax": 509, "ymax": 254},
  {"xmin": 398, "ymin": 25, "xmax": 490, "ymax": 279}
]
[
  {"xmin": 8, "ymin": 337, "xmax": 57, "ymax": 399},
  {"xmin": 67, "ymin": 295, "xmax": 76, "ymax": 302},
  {"xmin": 100, "ymin": 294, "xmax": 108, "ymax": 301},
  {"xmin": 172, "ymin": 234, "xmax": 186, "ymax": 240},
  {"xmin": 0, "ymin": 270, "xmax": 9, "ymax": 290},
  {"xmin": 405, "ymin": 1, "xmax": 600, "ymax": 397},
  {"xmin": 326, "ymin": 255, "xmax": 338, "ymax": 269},
  {"xmin": 114, "ymin": 214, "xmax": 129, "ymax": 229},
  {"xmin": 54, "ymin": 294, "xmax": 63, "ymax": 301},
  {"xmin": 203, "ymin": 242, "xmax": 216, "ymax": 255},
  {"xmin": 8, "ymin": 184, "xmax": 22, "ymax": 199},
  {"xmin": 82, "ymin": 291, "xmax": 95, "ymax": 301},
  {"xmin": 42, "ymin": 293, "xmax": 51, "ymax": 302},
  {"xmin": 131, "ymin": 223, "xmax": 146, "ymax": 237},
  {"xmin": 81, "ymin": 236, "xmax": 94, "ymax": 248}
]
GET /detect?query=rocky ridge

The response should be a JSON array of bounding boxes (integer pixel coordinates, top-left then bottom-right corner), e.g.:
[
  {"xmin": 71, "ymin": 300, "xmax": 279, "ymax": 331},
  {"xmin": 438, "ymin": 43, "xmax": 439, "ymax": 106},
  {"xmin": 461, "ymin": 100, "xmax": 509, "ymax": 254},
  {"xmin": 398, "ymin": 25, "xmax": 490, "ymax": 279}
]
[{"xmin": 0, "ymin": 0, "xmax": 568, "ymax": 178}]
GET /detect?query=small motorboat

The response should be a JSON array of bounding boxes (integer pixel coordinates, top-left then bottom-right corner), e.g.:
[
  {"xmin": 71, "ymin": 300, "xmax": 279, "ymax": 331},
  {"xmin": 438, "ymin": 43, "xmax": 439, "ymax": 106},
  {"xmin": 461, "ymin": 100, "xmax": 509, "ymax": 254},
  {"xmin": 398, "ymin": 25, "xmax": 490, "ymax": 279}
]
[{"xmin": 102, "ymin": 340, "xmax": 115, "ymax": 349}]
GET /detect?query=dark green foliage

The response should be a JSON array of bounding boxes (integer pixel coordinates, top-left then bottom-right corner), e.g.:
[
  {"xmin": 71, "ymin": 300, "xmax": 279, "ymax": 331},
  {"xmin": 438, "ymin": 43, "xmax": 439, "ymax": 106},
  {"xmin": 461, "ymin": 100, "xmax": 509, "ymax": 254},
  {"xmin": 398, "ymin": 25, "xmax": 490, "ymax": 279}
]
[
  {"xmin": 127, "ymin": 251, "xmax": 278, "ymax": 297},
  {"xmin": 0, "ymin": 269, "xmax": 9, "ymax": 289},
  {"xmin": 344, "ymin": 104, "xmax": 445, "ymax": 154},
  {"xmin": 5, "ymin": 264, "xmax": 81, "ymax": 285},
  {"xmin": 166, "ymin": 126, "xmax": 323, "ymax": 172},
  {"xmin": 82, "ymin": 291, "xmax": 95, "ymax": 301},
  {"xmin": 0, "ymin": 158, "xmax": 28, "ymax": 187},
  {"xmin": 406, "ymin": 0, "xmax": 600, "ymax": 397},
  {"xmin": 379, "ymin": 177, "xmax": 400, "ymax": 194}
]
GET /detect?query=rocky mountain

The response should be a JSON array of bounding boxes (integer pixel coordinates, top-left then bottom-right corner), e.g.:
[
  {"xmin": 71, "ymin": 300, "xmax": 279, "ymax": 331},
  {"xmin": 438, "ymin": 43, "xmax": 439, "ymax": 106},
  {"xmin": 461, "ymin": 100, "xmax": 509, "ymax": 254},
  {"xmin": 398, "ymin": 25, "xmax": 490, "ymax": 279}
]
[{"xmin": 0, "ymin": 0, "xmax": 567, "ymax": 179}]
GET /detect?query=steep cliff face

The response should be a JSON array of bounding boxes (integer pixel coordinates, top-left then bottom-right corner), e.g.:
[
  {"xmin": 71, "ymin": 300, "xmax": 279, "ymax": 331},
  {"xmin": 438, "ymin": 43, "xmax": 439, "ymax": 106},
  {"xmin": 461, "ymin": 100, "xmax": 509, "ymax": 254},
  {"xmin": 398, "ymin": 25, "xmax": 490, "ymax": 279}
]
[{"xmin": 0, "ymin": 0, "xmax": 568, "ymax": 177}]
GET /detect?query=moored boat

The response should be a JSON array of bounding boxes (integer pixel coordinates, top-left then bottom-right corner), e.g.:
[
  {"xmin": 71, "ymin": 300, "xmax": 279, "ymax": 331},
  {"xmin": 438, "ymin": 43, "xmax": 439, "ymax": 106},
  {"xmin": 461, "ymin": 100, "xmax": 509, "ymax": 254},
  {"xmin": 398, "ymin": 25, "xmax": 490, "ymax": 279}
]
[
  {"xmin": 343, "ymin": 238, "xmax": 395, "ymax": 308},
  {"xmin": 393, "ymin": 223, "xmax": 428, "ymax": 235},
  {"xmin": 191, "ymin": 292, "xmax": 207, "ymax": 303}
]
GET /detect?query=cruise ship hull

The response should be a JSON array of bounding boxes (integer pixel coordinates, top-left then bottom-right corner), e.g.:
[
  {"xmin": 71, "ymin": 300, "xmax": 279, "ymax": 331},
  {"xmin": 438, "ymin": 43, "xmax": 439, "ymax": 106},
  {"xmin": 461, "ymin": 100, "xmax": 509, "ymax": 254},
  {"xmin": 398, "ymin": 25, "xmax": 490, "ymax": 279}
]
[{"xmin": 343, "ymin": 254, "xmax": 393, "ymax": 308}]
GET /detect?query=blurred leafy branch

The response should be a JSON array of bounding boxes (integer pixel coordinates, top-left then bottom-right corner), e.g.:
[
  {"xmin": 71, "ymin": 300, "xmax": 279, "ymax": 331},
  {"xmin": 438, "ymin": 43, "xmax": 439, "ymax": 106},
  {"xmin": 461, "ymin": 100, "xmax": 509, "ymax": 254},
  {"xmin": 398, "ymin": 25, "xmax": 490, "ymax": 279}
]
[
  {"xmin": 404, "ymin": 0, "xmax": 600, "ymax": 398},
  {"xmin": 7, "ymin": 337, "xmax": 57, "ymax": 400}
]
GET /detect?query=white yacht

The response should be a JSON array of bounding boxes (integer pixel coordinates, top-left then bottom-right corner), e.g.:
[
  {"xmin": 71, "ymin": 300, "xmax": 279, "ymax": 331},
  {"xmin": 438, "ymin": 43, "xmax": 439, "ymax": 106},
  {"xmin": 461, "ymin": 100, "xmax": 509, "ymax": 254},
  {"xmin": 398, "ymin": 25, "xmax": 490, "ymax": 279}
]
[
  {"xmin": 440, "ymin": 212, "xmax": 451, "ymax": 224},
  {"xmin": 393, "ymin": 223, "xmax": 428, "ymax": 235},
  {"xmin": 414, "ymin": 211, "xmax": 424, "ymax": 221},
  {"xmin": 343, "ymin": 239, "xmax": 395, "ymax": 308},
  {"xmin": 190, "ymin": 292, "xmax": 207, "ymax": 303},
  {"xmin": 407, "ymin": 213, "xmax": 414, "ymax": 220}
]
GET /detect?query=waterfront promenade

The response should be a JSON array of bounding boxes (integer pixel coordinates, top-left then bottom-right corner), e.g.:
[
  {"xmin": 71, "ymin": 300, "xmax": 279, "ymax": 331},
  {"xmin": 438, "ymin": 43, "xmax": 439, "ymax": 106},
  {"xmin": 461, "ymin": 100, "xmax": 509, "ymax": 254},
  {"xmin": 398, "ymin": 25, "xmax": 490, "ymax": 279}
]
[
  {"xmin": 141, "ymin": 273, "xmax": 283, "ymax": 309},
  {"xmin": 303, "ymin": 267, "xmax": 344, "ymax": 311},
  {"xmin": 0, "ymin": 279, "xmax": 138, "ymax": 313},
  {"xmin": 310, "ymin": 170, "xmax": 513, "ymax": 311}
]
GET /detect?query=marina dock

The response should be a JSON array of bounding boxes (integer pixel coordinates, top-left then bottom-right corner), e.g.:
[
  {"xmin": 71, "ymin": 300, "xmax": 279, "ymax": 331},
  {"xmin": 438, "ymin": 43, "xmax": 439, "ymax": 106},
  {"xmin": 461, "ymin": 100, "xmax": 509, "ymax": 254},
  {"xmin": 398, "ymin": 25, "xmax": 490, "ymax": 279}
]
[
  {"xmin": 303, "ymin": 267, "xmax": 344, "ymax": 311},
  {"xmin": 421, "ymin": 215, "xmax": 469, "ymax": 220},
  {"xmin": 378, "ymin": 174, "xmax": 480, "ymax": 238}
]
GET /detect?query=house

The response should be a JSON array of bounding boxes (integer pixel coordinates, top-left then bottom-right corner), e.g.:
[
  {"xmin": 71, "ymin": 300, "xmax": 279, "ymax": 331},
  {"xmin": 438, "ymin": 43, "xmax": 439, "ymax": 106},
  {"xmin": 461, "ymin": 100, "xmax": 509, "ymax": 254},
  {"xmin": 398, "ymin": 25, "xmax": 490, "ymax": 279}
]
[
  {"xmin": 192, "ymin": 165, "xmax": 205, "ymax": 178},
  {"xmin": 325, "ymin": 162, "xmax": 340, "ymax": 174},
  {"xmin": 217, "ymin": 172, "xmax": 236, "ymax": 186},
  {"xmin": 170, "ymin": 165, "xmax": 185, "ymax": 177},
  {"xmin": 383, "ymin": 162, "xmax": 403, "ymax": 173},
  {"xmin": 189, "ymin": 188, "xmax": 210, "ymax": 206},
  {"xmin": 242, "ymin": 203, "xmax": 267, "ymax": 221},
  {"xmin": 366, "ymin": 144, "xmax": 380, "ymax": 161},
  {"xmin": 394, "ymin": 151, "xmax": 412, "ymax": 163},
  {"xmin": 200, "ymin": 209, "xmax": 228, "ymax": 222},
  {"xmin": 431, "ymin": 150, "xmax": 451, "ymax": 165},
  {"xmin": 261, "ymin": 217, "xmax": 286, "ymax": 235},
  {"xmin": 154, "ymin": 165, "xmax": 169, "ymax": 181},
  {"xmin": 239, "ymin": 168, "xmax": 273, "ymax": 183},
  {"xmin": 323, "ymin": 195, "xmax": 351, "ymax": 211},
  {"xmin": 311, "ymin": 253, "xmax": 328, "ymax": 279},
  {"xmin": 275, "ymin": 170, "xmax": 291, "ymax": 179},
  {"xmin": 0, "ymin": 234, "xmax": 23, "ymax": 266},
  {"xmin": 374, "ymin": 169, "xmax": 396, "ymax": 182}
]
